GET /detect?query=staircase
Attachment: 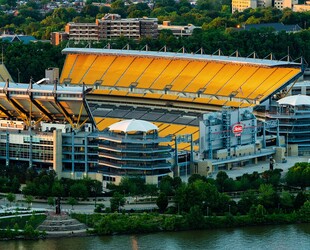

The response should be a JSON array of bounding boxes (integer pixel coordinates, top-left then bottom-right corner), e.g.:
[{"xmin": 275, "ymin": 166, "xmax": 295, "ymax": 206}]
[{"xmin": 37, "ymin": 212, "xmax": 89, "ymax": 235}]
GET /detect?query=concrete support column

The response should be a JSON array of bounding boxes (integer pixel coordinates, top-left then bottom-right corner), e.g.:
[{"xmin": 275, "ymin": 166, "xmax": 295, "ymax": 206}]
[{"xmin": 53, "ymin": 129, "xmax": 63, "ymax": 179}]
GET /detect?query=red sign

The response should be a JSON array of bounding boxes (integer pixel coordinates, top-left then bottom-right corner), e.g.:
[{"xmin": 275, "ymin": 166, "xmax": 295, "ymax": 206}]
[{"xmin": 232, "ymin": 123, "xmax": 243, "ymax": 136}]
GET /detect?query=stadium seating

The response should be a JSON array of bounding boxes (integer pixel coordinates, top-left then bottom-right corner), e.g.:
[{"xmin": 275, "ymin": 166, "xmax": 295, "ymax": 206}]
[
  {"xmin": 102, "ymin": 57, "xmax": 135, "ymax": 86},
  {"xmin": 115, "ymin": 58, "xmax": 153, "ymax": 87},
  {"xmin": 203, "ymin": 64, "xmax": 242, "ymax": 95},
  {"xmin": 70, "ymin": 55, "xmax": 97, "ymax": 84},
  {"xmin": 216, "ymin": 65, "xmax": 258, "ymax": 96},
  {"xmin": 247, "ymin": 68, "xmax": 300, "ymax": 99},
  {"xmin": 82, "ymin": 56, "xmax": 117, "ymax": 85},
  {"xmin": 60, "ymin": 54, "xmax": 78, "ymax": 82},
  {"xmin": 183, "ymin": 62, "xmax": 225, "ymax": 93},
  {"xmin": 170, "ymin": 61, "xmax": 206, "ymax": 92},
  {"xmin": 136, "ymin": 59, "xmax": 171, "ymax": 89},
  {"xmin": 150, "ymin": 60, "xmax": 189, "ymax": 90}
]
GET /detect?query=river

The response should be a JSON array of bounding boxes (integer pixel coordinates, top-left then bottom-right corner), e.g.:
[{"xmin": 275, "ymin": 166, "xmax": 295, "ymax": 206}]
[{"xmin": 0, "ymin": 224, "xmax": 309, "ymax": 250}]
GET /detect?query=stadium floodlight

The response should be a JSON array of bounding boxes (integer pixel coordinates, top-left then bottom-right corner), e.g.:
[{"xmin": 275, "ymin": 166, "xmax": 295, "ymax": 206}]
[
  {"xmin": 131, "ymin": 82, "xmax": 138, "ymax": 88},
  {"xmin": 255, "ymin": 94, "xmax": 264, "ymax": 100},
  {"xmin": 63, "ymin": 78, "xmax": 71, "ymax": 85},
  {"xmin": 34, "ymin": 78, "xmax": 50, "ymax": 85},
  {"xmin": 94, "ymin": 80, "xmax": 102, "ymax": 85},
  {"xmin": 197, "ymin": 88, "xmax": 206, "ymax": 97},
  {"xmin": 230, "ymin": 91, "xmax": 238, "ymax": 97}
]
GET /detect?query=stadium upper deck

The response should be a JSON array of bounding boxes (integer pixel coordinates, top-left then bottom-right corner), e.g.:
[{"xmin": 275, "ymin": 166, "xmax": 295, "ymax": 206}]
[{"xmin": 61, "ymin": 48, "xmax": 302, "ymax": 108}]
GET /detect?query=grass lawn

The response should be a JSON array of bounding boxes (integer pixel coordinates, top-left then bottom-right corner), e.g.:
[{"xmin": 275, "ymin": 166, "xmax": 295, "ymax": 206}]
[{"xmin": 0, "ymin": 214, "xmax": 46, "ymax": 229}]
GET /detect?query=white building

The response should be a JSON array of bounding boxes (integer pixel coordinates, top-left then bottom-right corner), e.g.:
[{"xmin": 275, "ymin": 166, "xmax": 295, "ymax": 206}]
[
  {"xmin": 257, "ymin": 0, "xmax": 272, "ymax": 8},
  {"xmin": 158, "ymin": 21, "xmax": 200, "ymax": 37}
]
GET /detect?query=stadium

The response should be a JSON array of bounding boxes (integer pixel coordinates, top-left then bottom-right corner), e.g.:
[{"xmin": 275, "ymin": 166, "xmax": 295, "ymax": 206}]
[{"xmin": 0, "ymin": 47, "xmax": 304, "ymax": 185}]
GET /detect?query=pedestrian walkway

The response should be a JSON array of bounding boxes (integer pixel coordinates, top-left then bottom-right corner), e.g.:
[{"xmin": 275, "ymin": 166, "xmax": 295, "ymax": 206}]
[{"xmin": 220, "ymin": 156, "xmax": 309, "ymax": 179}]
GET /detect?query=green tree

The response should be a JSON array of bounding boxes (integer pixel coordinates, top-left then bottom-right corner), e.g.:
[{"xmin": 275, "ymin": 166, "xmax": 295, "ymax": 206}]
[
  {"xmin": 258, "ymin": 184, "xmax": 279, "ymax": 210},
  {"xmin": 6, "ymin": 192, "xmax": 16, "ymax": 207},
  {"xmin": 188, "ymin": 174, "xmax": 207, "ymax": 184},
  {"xmin": 67, "ymin": 197, "xmax": 78, "ymax": 210},
  {"xmin": 298, "ymin": 200, "xmax": 310, "ymax": 222},
  {"xmin": 110, "ymin": 192, "xmax": 126, "ymax": 212},
  {"xmin": 186, "ymin": 205, "xmax": 205, "ymax": 229},
  {"xmin": 279, "ymin": 191, "xmax": 294, "ymax": 212},
  {"xmin": 23, "ymin": 224, "xmax": 39, "ymax": 239},
  {"xmin": 216, "ymin": 171, "xmax": 229, "ymax": 192},
  {"xmin": 249, "ymin": 204, "xmax": 267, "ymax": 223},
  {"xmin": 47, "ymin": 197, "xmax": 54, "ymax": 208},
  {"xmin": 156, "ymin": 192, "xmax": 168, "ymax": 213},
  {"xmin": 238, "ymin": 190, "xmax": 258, "ymax": 214},
  {"xmin": 22, "ymin": 182, "xmax": 37, "ymax": 196},
  {"xmin": 159, "ymin": 175, "xmax": 174, "ymax": 196},
  {"xmin": 294, "ymin": 192, "xmax": 307, "ymax": 210},
  {"xmin": 69, "ymin": 182, "xmax": 88, "ymax": 200},
  {"xmin": 286, "ymin": 162, "xmax": 309, "ymax": 189},
  {"xmin": 52, "ymin": 181, "xmax": 65, "ymax": 197},
  {"xmin": 10, "ymin": 176, "xmax": 20, "ymax": 193},
  {"xmin": 25, "ymin": 195, "xmax": 34, "ymax": 209}
]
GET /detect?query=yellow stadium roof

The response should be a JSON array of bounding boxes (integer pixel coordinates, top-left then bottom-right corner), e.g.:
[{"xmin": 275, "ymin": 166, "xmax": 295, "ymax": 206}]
[{"xmin": 60, "ymin": 48, "xmax": 302, "ymax": 108}]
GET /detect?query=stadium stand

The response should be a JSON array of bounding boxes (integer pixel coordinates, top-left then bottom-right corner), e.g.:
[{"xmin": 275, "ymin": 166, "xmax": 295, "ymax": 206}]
[{"xmin": 57, "ymin": 48, "xmax": 303, "ymax": 150}]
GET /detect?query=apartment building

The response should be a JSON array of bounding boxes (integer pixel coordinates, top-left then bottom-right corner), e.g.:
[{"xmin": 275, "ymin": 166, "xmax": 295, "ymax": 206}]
[
  {"xmin": 293, "ymin": 1, "xmax": 310, "ymax": 12},
  {"xmin": 51, "ymin": 31, "xmax": 69, "ymax": 46},
  {"xmin": 65, "ymin": 22, "xmax": 99, "ymax": 42},
  {"xmin": 274, "ymin": 0, "xmax": 298, "ymax": 10},
  {"xmin": 232, "ymin": 0, "xmax": 257, "ymax": 12},
  {"xmin": 63, "ymin": 14, "xmax": 158, "ymax": 42}
]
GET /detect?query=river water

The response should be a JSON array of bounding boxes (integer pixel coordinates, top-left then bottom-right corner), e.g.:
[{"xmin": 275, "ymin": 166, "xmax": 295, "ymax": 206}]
[{"xmin": 0, "ymin": 224, "xmax": 309, "ymax": 250}]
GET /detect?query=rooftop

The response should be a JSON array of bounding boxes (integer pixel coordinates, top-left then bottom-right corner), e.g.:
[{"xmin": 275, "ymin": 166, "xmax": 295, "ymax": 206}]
[
  {"xmin": 62, "ymin": 48, "xmax": 301, "ymax": 68},
  {"xmin": 108, "ymin": 119, "xmax": 158, "ymax": 133}
]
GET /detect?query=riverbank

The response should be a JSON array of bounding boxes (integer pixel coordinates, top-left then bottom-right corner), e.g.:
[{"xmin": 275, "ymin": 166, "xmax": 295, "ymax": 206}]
[
  {"xmin": 1, "ymin": 198, "xmax": 309, "ymax": 241},
  {"xmin": 1, "ymin": 224, "xmax": 309, "ymax": 250},
  {"xmin": 71, "ymin": 208, "xmax": 310, "ymax": 236},
  {"xmin": 0, "ymin": 210, "xmax": 309, "ymax": 241}
]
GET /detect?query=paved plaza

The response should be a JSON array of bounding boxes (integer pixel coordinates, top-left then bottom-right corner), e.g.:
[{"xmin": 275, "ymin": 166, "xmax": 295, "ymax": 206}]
[{"xmin": 220, "ymin": 156, "xmax": 309, "ymax": 179}]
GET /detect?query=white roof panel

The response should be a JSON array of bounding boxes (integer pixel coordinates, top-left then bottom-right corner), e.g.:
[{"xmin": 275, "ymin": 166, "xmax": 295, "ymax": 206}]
[
  {"xmin": 108, "ymin": 119, "xmax": 158, "ymax": 133},
  {"xmin": 277, "ymin": 94, "xmax": 310, "ymax": 106}
]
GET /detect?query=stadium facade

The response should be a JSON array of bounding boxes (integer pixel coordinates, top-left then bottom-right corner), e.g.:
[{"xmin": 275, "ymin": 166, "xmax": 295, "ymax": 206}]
[{"xmin": 0, "ymin": 47, "xmax": 304, "ymax": 184}]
